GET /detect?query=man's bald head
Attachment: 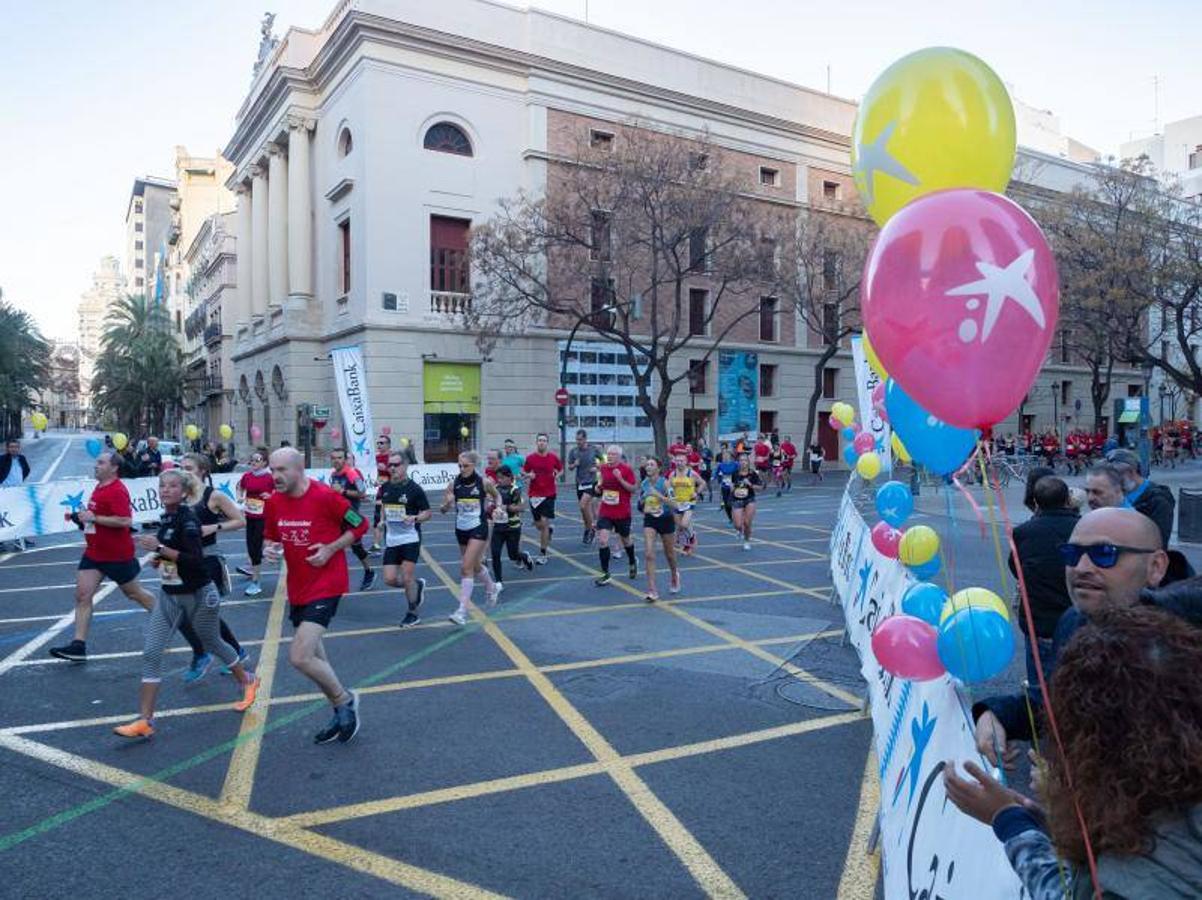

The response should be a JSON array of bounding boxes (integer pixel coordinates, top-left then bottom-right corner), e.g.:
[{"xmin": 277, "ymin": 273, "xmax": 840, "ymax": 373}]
[
  {"xmin": 1066, "ymin": 507, "xmax": 1169, "ymax": 615},
  {"xmin": 269, "ymin": 447, "xmax": 307, "ymax": 495}
]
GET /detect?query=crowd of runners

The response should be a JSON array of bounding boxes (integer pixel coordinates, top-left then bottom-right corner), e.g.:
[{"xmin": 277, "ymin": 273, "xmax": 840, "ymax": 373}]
[{"xmin": 40, "ymin": 427, "xmax": 796, "ymax": 747}]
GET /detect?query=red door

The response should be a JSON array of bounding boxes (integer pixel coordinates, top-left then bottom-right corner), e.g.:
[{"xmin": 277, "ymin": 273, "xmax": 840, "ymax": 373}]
[{"xmin": 818, "ymin": 411, "xmax": 838, "ymax": 461}]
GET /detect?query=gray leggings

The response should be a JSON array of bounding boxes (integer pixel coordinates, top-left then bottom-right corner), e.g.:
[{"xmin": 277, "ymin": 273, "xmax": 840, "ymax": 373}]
[{"xmin": 142, "ymin": 585, "xmax": 238, "ymax": 683}]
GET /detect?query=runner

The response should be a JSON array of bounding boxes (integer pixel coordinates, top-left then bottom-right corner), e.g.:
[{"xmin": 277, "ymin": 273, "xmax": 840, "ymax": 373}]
[
  {"xmin": 770, "ymin": 437, "xmax": 786, "ymax": 497},
  {"xmin": 639, "ymin": 458, "xmax": 680, "ymax": 603},
  {"xmin": 177, "ymin": 453, "xmax": 248, "ymax": 682},
  {"xmin": 489, "ymin": 465, "xmax": 535, "ymax": 596},
  {"xmin": 668, "ymin": 452, "xmax": 706, "ymax": 556},
  {"xmin": 484, "ymin": 449, "xmax": 502, "ymax": 482},
  {"xmin": 521, "ymin": 432, "xmax": 562, "ymax": 565},
  {"xmin": 730, "ymin": 454, "xmax": 764, "ymax": 551},
  {"xmin": 329, "ymin": 448, "xmax": 376, "ymax": 592},
  {"xmin": 697, "ymin": 438, "xmax": 714, "ymax": 503},
  {"xmin": 440, "ymin": 451, "xmax": 502, "ymax": 623},
  {"xmin": 113, "ymin": 469, "xmax": 259, "ymax": 738},
  {"xmin": 500, "ymin": 439, "xmax": 525, "ymax": 482},
  {"xmin": 368, "ymin": 434, "xmax": 393, "ymax": 555},
  {"xmin": 264, "ymin": 447, "xmax": 368, "ymax": 744},
  {"xmin": 808, "ymin": 443, "xmax": 825, "ymax": 485},
  {"xmin": 375, "ymin": 454, "xmax": 432, "ymax": 629},
  {"xmin": 49, "ymin": 450, "xmax": 156, "ymax": 662},
  {"xmin": 567, "ymin": 429, "xmax": 602, "ymax": 544},
  {"xmin": 779, "ymin": 434, "xmax": 798, "ymax": 493},
  {"xmin": 715, "ymin": 449, "xmax": 739, "ymax": 525},
  {"xmin": 593, "ymin": 444, "xmax": 638, "ymax": 586},
  {"xmin": 235, "ymin": 447, "xmax": 273, "ymax": 596},
  {"xmin": 753, "ymin": 434, "xmax": 772, "ymax": 483},
  {"xmin": 668, "ymin": 435, "xmax": 688, "ymax": 458}
]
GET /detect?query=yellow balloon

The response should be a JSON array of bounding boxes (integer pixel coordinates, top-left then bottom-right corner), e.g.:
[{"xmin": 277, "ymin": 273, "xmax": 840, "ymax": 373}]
[
  {"xmin": 899, "ymin": 524, "xmax": 940, "ymax": 566},
  {"xmin": 459, "ymin": 426, "xmax": 470, "ymax": 438},
  {"xmin": 219, "ymin": 423, "xmax": 234, "ymax": 441},
  {"xmin": 112, "ymin": 432, "xmax": 128, "ymax": 451},
  {"xmin": 856, "ymin": 452, "xmax": 881, "ymax": 480},
  {"xmin": 891, "ymin": 433, "xmax": 912, "ymax": 464},
  {"xmin": 851, "ymin": 47, "xmax": 1016, "ymax": 227},
  {"xmin": 30, "ymin": 412, "xmax": 48, "ymax": 431},
  {"xmin": 830, "ymin": 402, "xmax": 855, "ymax": 427},
  {"xmin": 184, "ymin": 424, "xmax": 200, "ymax": 441},
  {"xmin": 940, "ymin": 587, "xmax": 1010, "ymax": 625},
  {"xmin": 862, "ymin": 333, "xmax": 887, "ymax": 380},
  {"xmin": 399, "ymin": 437, "xmax": 411, "ymax": 449}
]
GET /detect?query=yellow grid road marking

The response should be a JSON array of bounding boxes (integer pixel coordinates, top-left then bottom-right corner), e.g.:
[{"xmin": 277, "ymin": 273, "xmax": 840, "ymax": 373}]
[{"xmin": 836, "ymin": 748, "xmax": 881, "ymax": 899}]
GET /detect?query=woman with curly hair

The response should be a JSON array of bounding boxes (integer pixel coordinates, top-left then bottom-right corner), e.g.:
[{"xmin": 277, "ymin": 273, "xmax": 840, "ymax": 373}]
[{"xmin": 945, "ymin": 605, "xmax": 1202, "ymax": 898}]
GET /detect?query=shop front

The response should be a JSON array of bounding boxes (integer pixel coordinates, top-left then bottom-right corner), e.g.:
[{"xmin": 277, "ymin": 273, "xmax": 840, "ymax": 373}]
[{"xmin": 423, "ymin": 361, "xmax": 481, "ymax": 462}]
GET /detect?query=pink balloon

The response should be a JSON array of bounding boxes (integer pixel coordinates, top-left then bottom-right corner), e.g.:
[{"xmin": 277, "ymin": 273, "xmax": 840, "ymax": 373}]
[
  {"xmin": 851, "ymin": 421, "xmax": 863, "ymax": 435},
  {"xmin": 871, "ymin": 615, "xmax": 946, "ymax": 681},
  {"xmin": 250, "ymin": 425, "xmax": 263, "ymax": 441},
  {"xmin": 328, "ymin": 427, "xmax": 342, "ymax": 441},
  {"xmin": 871, "ymin": 521, "xmax": 904, "ymax": 558},
  {"xmin": 862, "ymin": 190, "xmax": 1059, "ymax": 429},
  {"xmin": 381, "ymin": 426, "xmax": 392, "ymax": 436},
  {"xmin": 853, "ymin": 431, "xmax": 876, "ymax": 455}
]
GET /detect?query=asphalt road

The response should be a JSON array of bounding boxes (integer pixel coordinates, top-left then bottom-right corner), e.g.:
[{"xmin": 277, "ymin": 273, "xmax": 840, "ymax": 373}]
[
  {"xmin": 0, "ymin": 478, "xmax": 880, "ymax": 899},
  {"xmin": 13, "ymin": 430, "xmax": 106, "ymax": 482}
]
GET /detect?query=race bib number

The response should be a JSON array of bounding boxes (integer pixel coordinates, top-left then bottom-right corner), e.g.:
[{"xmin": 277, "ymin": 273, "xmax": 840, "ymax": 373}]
[
  {"xmin": 643, "ymin": 495, "xmax": 662, "ymax": 516},
  {"xmin": 384, "ymin": 503, "xmax": 407, "ymax": 523},
  {"xmin": 456, "ymin": 498, "xmax": 482, "ymax": 530},
  {"xmin": 244, "ymin": 497, "xmax": 265, "ymax": 515},
  {"xmin": 530, "ymin": 496, "xmax": 545, "ymax": 509},
  {"xmin": 160, "ymin": 560, "xmax": 182, "ymax": 586},
  {"xmin": 602, "ymin": 489, "xmax": 620, "ymax": 506},
  {"xmin": 734, "ymin": 486, "xmax": 749, "ymax": 499}
]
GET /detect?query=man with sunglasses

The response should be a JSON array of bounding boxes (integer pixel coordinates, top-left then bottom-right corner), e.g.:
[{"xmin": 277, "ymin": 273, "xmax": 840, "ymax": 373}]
[
  {"xmin": 375, "ymin": 455, "xmax": 431, "ymax": 628},
  {"xmin": 974, "ymin": 507, "xmax": 1170, "ymax": 769}
]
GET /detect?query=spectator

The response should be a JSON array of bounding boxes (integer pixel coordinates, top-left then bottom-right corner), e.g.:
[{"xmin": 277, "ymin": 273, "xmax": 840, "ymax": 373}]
[
  {"xmin": 946, "ymin": 605, "xmax": 1202, "ymax": 899},
  {"xmin": 1021, "ymin": 466, "xmax": 1055, "ymax": 514},
  {"xmin": 1083, "ymin": 464, "xmax": 1125, "ymax": 511},
  {"xmin": 1, "ymin": 437, "xmax": 32, "ymax": 551},
  {"xmin": 137, "ymin": 436, "xmax": 163, "ymax": 477},
  {"xmin": 1106, "ymin": 448, "xmax": 1175, "ymax": 550},
  {"xmin": 1008, "ymin": 476, "xmax": 1077, "ymax": 702}
]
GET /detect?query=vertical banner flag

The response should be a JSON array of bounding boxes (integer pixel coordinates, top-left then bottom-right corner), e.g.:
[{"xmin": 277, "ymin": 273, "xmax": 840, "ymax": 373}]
[
  {"xmin": 851, "ymin": 335, "xmax": 892, "ymax": 473},
  {"xmin": 331, "ymin": 345, "xmax": 376, "ymax": 478},
  {"xmin": 717, "ymin": 350, "xmax": 759, "ymax": 441}
]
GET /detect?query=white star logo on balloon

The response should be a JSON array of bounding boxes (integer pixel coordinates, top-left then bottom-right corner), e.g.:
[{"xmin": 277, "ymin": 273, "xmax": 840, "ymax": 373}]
[
  {"xmin": 854, "ymin": 121, "xmax": 920, "ymax": 205},
  {"xmin": 945, "ymin": 248, "xmax": 1046, "ymax": 344}
]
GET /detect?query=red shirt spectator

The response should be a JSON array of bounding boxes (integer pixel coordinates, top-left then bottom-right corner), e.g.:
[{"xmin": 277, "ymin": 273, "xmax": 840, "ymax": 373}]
[
  {"xmin": 264, "ymin": 480, "xmax": 368, "ymax": 606},
  {"xmin": 84, "ymin": 479, "xmax": 135, "ymax": 562}
]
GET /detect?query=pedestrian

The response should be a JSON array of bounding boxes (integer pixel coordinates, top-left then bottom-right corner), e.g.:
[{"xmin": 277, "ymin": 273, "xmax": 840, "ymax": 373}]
[
  {"xmin": 593, "ymin": 444, "xmax": 638, "ymax": 586},
  {"xmin": 730, "ymin": 454, "xmax": 764, "ymax": 551},
  {"xmin": 567, "ymin": 429, "xmax": 602, "ymax": 544},
  {"xmin": 521, "ymin": 432, "xmax": 562, "ymax": 565},
  {"xmin": 489, "ymin": 465, "xmax": 535, "ymax": 599},
  {"xmin": 329, "ymin": 448, "xmax": 376, "ymax": 591},
  {"xmin": 49, "ymin": 450, "xmax": 156, "ymax": 662},
  {"xmin": 114, "ymin": 469, "xmax": 259, "ymax": 739},
  {"xmin": 808, "ymin": 443, "xmax": 824, "ymax": 485},
  {"xmin": 264, "ymin": 447, "xmax": 368, "ymax": 744},
  {"xmin": 440, "ymin": 450, "xmax": 501, "ymax": 624},
  {"xmin": 376, "ymin": 454, "xmax": 432, "ymax": 628},
  {"xmin": 235, "ymin": 447, "xmax": 273, "ymax": 596},
  {"xmin": 1, "ymin": 436, "xmax": 32, "ymax": 551},
  {"xmin": 1105, "ymin": 448, "xmax": 1176, "ymax": 549},
  {"xmin": 639, "ymin": 457, "xmax": 680, "ymax": 602}
]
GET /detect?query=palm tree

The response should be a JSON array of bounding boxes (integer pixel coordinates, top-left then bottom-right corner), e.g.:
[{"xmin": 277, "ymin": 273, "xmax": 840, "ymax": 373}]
[
  {"xmin": 92, "ymin": 295, "xmax": 186, "ymax": 435},
  {"xmin": 0, "ymin": 288, "xmax": 50, "ymax": 438}
]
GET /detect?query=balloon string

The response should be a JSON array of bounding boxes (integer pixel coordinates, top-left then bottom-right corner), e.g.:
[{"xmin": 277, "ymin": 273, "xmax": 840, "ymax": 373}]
[
  {"xmin": 985, "ymin": 445, "xmax": 1102, "ymax": 900},
  {"xmin": 979, "ymin": 445, "xmax": 1014, "ymax": 598},
  {"xmin": 942, "ymin": 470, "xmax": 991, "ymax": 695}
]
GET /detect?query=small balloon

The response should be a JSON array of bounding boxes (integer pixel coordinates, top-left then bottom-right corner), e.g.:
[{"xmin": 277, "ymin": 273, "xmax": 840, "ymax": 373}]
[
  {"xmin": 941, "ymin": 587, "xmax": 1010, "ymax": 624},
  {"xmin": 898, "ymin": 525, "xmax": 940, "ymax": 567},
  {"xmin": 184, "ymin": 424, "xmax": 200, "ymax": 441},
  {"xmin": 460, "ymin": 426, "xmax": 470, "ymax": 438},
  {"xmin": 885, "ymin": 379, "xmax": 978, "ymax": 476},
  {"xmin": 843, "ymin": 445, "xmax": 858, "ymax": 467},
  {"xmin": 31, "ymin": 412, "xmax": 48, "ymax": 432},
  {"xmin": 830, "ymin": 402, "xmax": 855, "ymax": 427},
  {"xmin": 219, "ymin": 423, "xmax": 234, "ymax": 441},
  {"xmin": 856, "ymin": 452, "xmax": 882, "ymax": 481},
  {"xmin": 841, "ymin": 427, "xmax": 856, "ymax": 441},
  {"xmin": 909, "ymin": 554, "xmax": 942, "ymax": 580},
  {"xmin": 399, "ymin": 437, "xmax": 411, "ymax": 449},
  {"xmin": 381, "ymin": 426, "xmax": 392, "ymax": 436},
  {"xmin": 851, "ymin": 421, "xmax": 863, "ymax": 435},
  {"xmin": 871, "ymin": 615, "xmax": 945, "ymax": 681},
  {"xmin": 85, "ymin": 438, "xmax": 103, "ymax": 458},
  {"xmin": 937, "ymin": 607, "xmax": 1015, "ymax": 682},
  {"xmin": 902, "ymin": 582, "xmax": 948, "ymax": 627},
  {"xmin": 870, "ymin": 520, "xmax": 903, "ymax": 558},
  {"xmin": 853, "ymin": 432, "xmax": 876, "ymax": 455},
  {"xmin": 250, "ymin": 425, "xmax": 263, "ymax": 441},
  {"xmin": 112, "ymin": 432, "xmax": 128, "ymax": 451},
  {"xmin": 875, "ymin": 480, "xmax": 914, "ymax": 527},
  {"xmin": 328, "ymin": 427, "xmax": 342, "ymax": 442}
]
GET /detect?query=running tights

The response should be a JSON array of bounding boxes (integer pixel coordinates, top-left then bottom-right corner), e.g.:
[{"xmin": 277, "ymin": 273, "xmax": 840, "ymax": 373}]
[
  {"xmin": 144, "ymin": 586, "xmax": 239, "ymax": 682},
  {"xmin": 490, "ymin": 529, "xmax": 528, "ymax": 582},
  {"xmin": 179, "ymin": 614, "xmax": 242, "ymax": 660}
]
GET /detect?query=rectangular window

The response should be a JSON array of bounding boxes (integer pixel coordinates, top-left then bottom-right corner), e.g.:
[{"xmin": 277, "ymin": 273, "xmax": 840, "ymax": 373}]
[
  {"xmin": 135, "ymin": 277, "xmax": 144, "ymax": 288},
  {"xmin": 823, "ymin": 250, "xmax": 839, "ymax": 292},
  {"xmin": 688, "ymin": 288, "xmax": 708, "ymax": 336},
  {"xmin": 590, "ymin": 277, "xmax": 616, "ymax": 327},
  {"xmin": 1190, "ymin": 146, "xmax": 1202, "ymax": 170},
  {"xmin": 1161, "ymin": 339, "xmax": 1170, "ymax": 361},
  {"xmin": 823, "ymin": 300, "xmax": 839, "ymax": 345},
  {"xmin": 689, "ymin": 227, "xmax": 708, "ymax": 272},
  {"xmin": 823, "ymin": 180, "xmax": 840, "ymax": 201},
  {"xmin": 689, "ymin": 152, "xmax": 709, "ymax": 171},
  {"xmin": 134, "ymin": 199, "xmax": 143, "ymax": 213},
  {"xmin": 135, "ymin": 240, "xmax": 143, "ymax": 251},
  {"xmin": 688, "ymin": 359, "xmax": 707, "ymax": 394},
  {"xmin": 759, "ymin": 297, "xmax": 778, "ymax": 342},
  {"xmin": 1060, "ymin": 328, "xmax": 1072, "ymax": 364},
  {"xmin": 135, "ymin": 257, "xmax": 144, "ymax": 270},
  {"xmin": 590, "ymin": 210, "xmax": 612, "ymax": 261},
  {"xmin": 822, "ymin": 367, "xmax": 837, "ymax": 399},
  {"xmin": 135, "ymin": 222, "xmax": 143, "ymax": 233},
  {"xmin": 1061, "ymin": 381, "xmax": 1071, "ymax": 407},
  {"xmin": 589, "ymin": 129, "xmax": 614, "ymax": 151},
  {"xmin": 760, "ymin": 364, "xmax": 777, "ymax": 397},
  {"xmin": 1128, "ymin": 384, "xmax": 1142, "ymax": 397},
  {"xmin": 759, "ymin": 410, "xmax": 777, "ymax": 435},
  {"xmin": 759, "ymin": 166, "xmax": 779, "ymax": 186},
  {"xmin": 758, "ymin": 237, "xmax": 777, "ymax": 278},
  {"xmin": 338, "ymin": 219, "xmax": 351, "ymax": 294},
  {"xmin": 429, "ymin": 215, "xmax": 471, "ymax": 294}
]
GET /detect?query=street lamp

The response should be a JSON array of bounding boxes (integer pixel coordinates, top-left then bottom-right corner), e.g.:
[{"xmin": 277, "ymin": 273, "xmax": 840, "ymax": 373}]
[
  {"xmin": 1140, "ymin": 359, "xmax": 1154, "ymax": 477},
  {"xmin": 558, "ymin": 302, "xmax": 622, "ymax": 467}
]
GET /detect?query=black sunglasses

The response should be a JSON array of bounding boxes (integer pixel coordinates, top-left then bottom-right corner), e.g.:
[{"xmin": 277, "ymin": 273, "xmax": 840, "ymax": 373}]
[
  {"xmin": 1059, "ymin": 542, "xmax": 1158, "ymax": 569},
  {"xmin": 387, "ymin": 462, "xmax": 405, "ymax": 468}
]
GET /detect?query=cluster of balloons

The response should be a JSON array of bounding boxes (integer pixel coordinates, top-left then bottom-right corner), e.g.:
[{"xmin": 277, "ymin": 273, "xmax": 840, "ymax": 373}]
[
  {"xmin": 872, "ymin": 584, "xmax": 1014, "ymax": 683},
  {"xmin": 871, "ymin": 481, "xmax": 941, "ymax": 579},
  {"xmin": 832, "ymin": 403, "xmax": 882, "ymax": 480}
]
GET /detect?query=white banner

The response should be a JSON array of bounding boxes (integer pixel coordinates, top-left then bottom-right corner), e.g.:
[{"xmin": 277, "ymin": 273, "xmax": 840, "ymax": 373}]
[
  {"xmin": 0, "ymin": 465, "xmax": 460, "ymax": 542},
  {"xmin": 331, "ymin": 344, "xmax": 376, "ymax": 478},
  {"xmin": 830, "ymin": 491, "xmax": 1025, "ymax": 899},
  {"xmin": 850, "ymin": 335, "xmax": 892, "ymax": 474}
]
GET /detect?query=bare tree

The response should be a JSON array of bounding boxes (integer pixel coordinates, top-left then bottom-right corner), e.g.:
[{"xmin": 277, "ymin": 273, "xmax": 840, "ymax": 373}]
[{"xmin": 466, "ymin": 123, "xmax": 788, "ymax": 457}]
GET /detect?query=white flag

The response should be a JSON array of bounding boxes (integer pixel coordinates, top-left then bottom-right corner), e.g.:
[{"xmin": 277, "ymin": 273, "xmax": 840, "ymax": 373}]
[
  {"xmin": 850, "ymin": 335, "xmax": 892, "ymax": 473},
  {"xmin": 330, "ymin": 345, "xmax": 376, "ymax": 477}
]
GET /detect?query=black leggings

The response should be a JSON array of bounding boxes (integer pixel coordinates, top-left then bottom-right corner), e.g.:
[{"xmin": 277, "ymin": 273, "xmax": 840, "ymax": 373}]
[
  {"xmin": 351, "ymin": 540, "xmax": 369, "ymax": 563},
  {"xmin": 180, "ymin": 614, "xmax": 242, "ymax": 662},
  {"xmin": 245, "ymin": 517, "xmax": 265, "ymax": 566},
  {"xmin": 490, "ymin": 528, "xmax": 528, "ymax": 582}
]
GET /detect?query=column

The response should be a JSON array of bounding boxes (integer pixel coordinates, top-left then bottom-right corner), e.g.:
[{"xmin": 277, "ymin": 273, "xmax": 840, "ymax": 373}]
[
  {"xmin": 267, "ymin": 144, "xmax": 289, "ymax": 309},
  {"xmin": 287, "ymin": 117, "xmax": 314, "ymax": 302},
  {"xmin": 234, "ymin": 184, "xmax": 253, "ymax": 325},
  {"xmin": 250, "ymin": 164, "xmax": 269, "ymax": 319}
]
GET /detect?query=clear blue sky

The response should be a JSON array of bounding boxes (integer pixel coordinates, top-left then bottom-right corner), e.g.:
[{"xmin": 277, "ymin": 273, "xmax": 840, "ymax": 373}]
[{"xmin": 1, "ymin": 0, "xmax": 1198, "ymax": 340}]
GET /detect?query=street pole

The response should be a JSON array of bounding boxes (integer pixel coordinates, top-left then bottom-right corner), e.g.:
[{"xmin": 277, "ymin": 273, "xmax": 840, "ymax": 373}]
[
  {"xmin": 1140, "ymin": 362, "xmax": 1152, "ymax": 477},
  {"xmin": 559, "ymin": 318, "xmax": 584, "ymax": 475}
]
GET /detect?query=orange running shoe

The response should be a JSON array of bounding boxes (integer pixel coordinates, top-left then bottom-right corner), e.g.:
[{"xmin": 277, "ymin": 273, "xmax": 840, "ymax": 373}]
[
  {"xmin": 234, "ymin": 674, "xmax": 260, "ymax": 712},
  {"xmin": 114, "ymin": 718, "xmax": 155, "ymax": 739}
]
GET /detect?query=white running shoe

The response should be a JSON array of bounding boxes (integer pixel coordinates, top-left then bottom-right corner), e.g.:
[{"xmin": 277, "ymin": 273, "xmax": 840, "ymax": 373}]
[
  {"xmin": 449, "ymin": 607, "xmax": 469, "ymax": 626},
  {"xmin": 742, "ymin": 541, "xmax": 751, "ymax": 552},
  {"xmin": 669, "ymin": 572, "xmax": 681, "ymax": 594},
  {"xmin": 488, "ymin": 582, "xmax": 503, "ymax": 607}
]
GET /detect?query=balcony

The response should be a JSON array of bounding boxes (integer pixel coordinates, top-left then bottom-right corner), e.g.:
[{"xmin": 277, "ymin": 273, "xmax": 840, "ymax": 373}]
[
  {"xmin": 430, "ymin": 291, "xmax": 472, "ymax": 316},
  {"xmin": 204, "ymin": 322, "xmax": 223, "ymax": 345},
  {"xmin": 205, "ymin": 375, "xmax": 224, "ymax": 395}
]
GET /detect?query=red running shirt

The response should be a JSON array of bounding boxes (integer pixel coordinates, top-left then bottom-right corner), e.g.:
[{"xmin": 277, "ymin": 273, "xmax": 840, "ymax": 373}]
[
  {"xmin": 264, "ymin": 480, "xmax": 369, "ymax": 606},
  {"xmin": 780, "ymin": 441, "xmax": 798, "ymax": 466},
  {"xmin": 596, "ymin": 463, "xmax": 636, "ymax": 520},
  {"xmin": 238, "ymin": 470, "xmax": 274, "ymax": 519},
  {"xmin": 522, "ymin": 451, "xmax": 562, "ymax": 498},
  {"xmin": 84, "ymin": 479, "xmax": 135, "ymax": 562},
  {"xmin": 754, "ymin": 442, "xmax": 772, "ymax": 467}
]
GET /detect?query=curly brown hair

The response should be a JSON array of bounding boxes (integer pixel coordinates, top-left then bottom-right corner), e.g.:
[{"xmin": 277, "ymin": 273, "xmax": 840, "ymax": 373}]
[{"xmin": 1044, "ymin": 606, "xmax": 1202, "ymax": 863}]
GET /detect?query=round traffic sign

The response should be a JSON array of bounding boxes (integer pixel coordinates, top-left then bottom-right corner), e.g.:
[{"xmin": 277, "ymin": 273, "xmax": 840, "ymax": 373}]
[{"xmin": 555, "ymin": 387, "xmax": 571, "ymax": 407}]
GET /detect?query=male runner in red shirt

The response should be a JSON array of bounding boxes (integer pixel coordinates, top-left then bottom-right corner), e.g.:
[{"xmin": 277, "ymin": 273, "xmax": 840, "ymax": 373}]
[
  {"xmin": 779, "ymin": 435, "xmax": 798, "ymax": 493},
  {"xmin": 753, "ymin": 434, "xmax": 772, "ymax": 477},
  {"xmin": 521, "ymin": 432, "xmax": 563, "ymax": 565},
  {"xmin": 265, "ymin": 447, "xmax": 369, "ymax": 744}
]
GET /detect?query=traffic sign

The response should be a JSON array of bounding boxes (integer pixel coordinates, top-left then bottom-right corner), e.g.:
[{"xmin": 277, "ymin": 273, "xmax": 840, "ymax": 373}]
[
  {"xmin": 311, "ymin": 405, "xmax": 331, "ymax": 428},
  {"xmin": 555, "ymin": 388, "xmax": 571, "ymax": 407}
]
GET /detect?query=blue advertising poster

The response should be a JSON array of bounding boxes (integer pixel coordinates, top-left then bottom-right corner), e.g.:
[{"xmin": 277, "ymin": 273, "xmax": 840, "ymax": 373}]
[{"xmin": 718, "ymin": 350, "xmax": 758, "ymax": 440}]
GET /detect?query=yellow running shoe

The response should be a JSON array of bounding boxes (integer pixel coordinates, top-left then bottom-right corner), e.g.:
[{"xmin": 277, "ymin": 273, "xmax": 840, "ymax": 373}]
[{"xmin": 114, "ymin": 718, "xmax": 155, "ymax": 739}]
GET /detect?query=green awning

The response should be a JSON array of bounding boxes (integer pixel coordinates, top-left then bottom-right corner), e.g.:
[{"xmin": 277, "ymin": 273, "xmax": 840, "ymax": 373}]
[{"xmin": 1118, "ymin": 410, "xmax": 1140, "ymax": 424}]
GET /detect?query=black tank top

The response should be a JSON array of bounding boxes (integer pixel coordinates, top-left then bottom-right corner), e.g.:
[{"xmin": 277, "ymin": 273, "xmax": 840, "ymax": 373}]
[{"xmin": 193, "ymin": 485, "xmax": 222, "ymax": 547}]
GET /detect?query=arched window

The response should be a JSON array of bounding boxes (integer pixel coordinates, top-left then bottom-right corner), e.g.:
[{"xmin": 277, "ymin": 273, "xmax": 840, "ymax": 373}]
[
  {"xmin": 337, "ymin": 127, "xmax": 353, "ymax": 157},
  {"xmin": 423, "ymin": 122, "xmax": 472, "ymax": 157}
]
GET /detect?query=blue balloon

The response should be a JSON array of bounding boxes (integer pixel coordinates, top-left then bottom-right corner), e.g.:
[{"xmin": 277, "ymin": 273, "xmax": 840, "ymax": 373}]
[
  {"xmin": 937, "ymin": 607, "xmax": 1015, "ymax": 682},
  {"xmin": 902, "ymin": 581, "xmax": 946, "ymax": 626},
  {"xmin": 875, "ymin": 480, "xmax": 914, "ymax": 527},
  {"xmin": 843, "ymin": 445, "xmax": 858, "ymax": 466},
  {"xmin": 841, "ymin": 427, "xmax": 856, "ymax": 441},
  {"xmin": 885, "ymin": 379, "xmax": 980, "ymax": 477},
  {"xmin": 909, "ymin": 555, "xmax": 942, "ymax": 580},
  {"xmin": 85, "ymin": 438, "xmax": 103, "ymax": 458}
]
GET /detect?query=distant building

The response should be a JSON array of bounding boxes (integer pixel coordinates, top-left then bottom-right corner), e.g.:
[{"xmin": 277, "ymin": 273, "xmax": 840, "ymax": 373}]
[
  {"xmin": 124, "ymin": 176, "xmax": 176, "ymax": 299},
  {"xmin": 1120, "ymin": 114, "xmax": 1202, "ymax": 202},
  {"xmin": 76, "ymin": 255, "xmax": 125, "ymax": 419},
  {"xmin": 1012, "ymin": 93, "xmax": 1100, "ymax": 164},
  {"xmin": 36, "ymin": 341, "xmax": 85, "ymax": 430},
  {"xmin": 183, "ymin": 210, "xmax": 239, "ymax": 439}
]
